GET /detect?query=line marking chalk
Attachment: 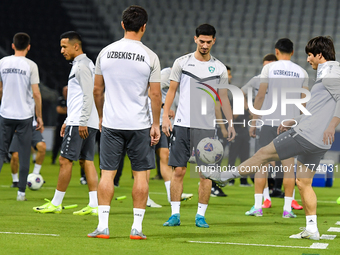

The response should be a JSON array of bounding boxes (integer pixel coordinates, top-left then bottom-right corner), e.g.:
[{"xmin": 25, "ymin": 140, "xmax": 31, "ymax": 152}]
[
  {"xmin": 0, "ymin": 231, "xmax": 59, "ymax": 237},
  {"xmin": 187, "ymin": 241, "xmax": 328, "ymax": 250}
]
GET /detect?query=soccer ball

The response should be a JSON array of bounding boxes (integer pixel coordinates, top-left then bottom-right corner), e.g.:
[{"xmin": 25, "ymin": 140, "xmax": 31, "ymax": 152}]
[
  {"xmin": 27, "ymin": 173, "xmax": 44, "ymax": 190},
  {"xmin": 196, "ymin": 137, "xmax": 224, "ymax": 164}
]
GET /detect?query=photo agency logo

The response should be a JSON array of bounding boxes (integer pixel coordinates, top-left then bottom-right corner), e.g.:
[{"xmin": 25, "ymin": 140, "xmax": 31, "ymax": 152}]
[
  {"xmin": 199, "ymin": 79, "xmax": 312, "ymax": 128},
  {"xmin": 197, "ymin": 82, "xmax": 222, "ymax": 114}
]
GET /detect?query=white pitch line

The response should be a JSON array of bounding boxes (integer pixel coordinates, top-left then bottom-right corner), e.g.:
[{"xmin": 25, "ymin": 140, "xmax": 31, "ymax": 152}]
[
  {"xmin": 149, "ymin": 192, "xmax": 167, "ymax": 195},
  {"xmin": 328, "ymin": 227, "xmax": 340, "ymax": 232},
  {"xmin": 294, "ymin": 199, "xmax": 337, "ymax": 204},
  {"xmin": 335, "ymin": 221, "xmax": 340, "ymax": 225},
  {"xmin": 0, "ymin": 231, "xmax": 59, "ymax": 237},
  {"xmin": 188, "ymin": 241, "xmax": 328, "ymax": 250},
  {"xmin": 320, "ymin": 234, "xmax": 336, "ymax": 240},
  {"xmin": 0, "ymin": 185, "xmax": 54, "ymax": 189}
]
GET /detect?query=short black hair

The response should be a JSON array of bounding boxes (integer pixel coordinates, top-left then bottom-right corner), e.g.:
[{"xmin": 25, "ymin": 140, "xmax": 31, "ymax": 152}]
[
  {"xmin": 122, "ymin": 5, "xmax": 148, "ymax": 32},
  {"xmin": 196, "ymin": 24, "xmax": 216, "ymax": 38},
  {"xmin": 225, "ymin": 65, "xmax": 231, "ymax": 71},
  {"xmin": 305, "ymin": 36, "xmax": 336, "ymax": 61},
  {"xmin": 262, "ymin": 53, "xmax": 277, "ymax": 63},
  {"xmin": 60, "ymin": 31, "xmax": 82, "ymax": 48},
  {"xmin": 13, "ymin": 32, "xmax": 30, "ymax": 50},
  {"xmin": 275, "ymin": 38, "xmax": 293, "ymax": 54}
]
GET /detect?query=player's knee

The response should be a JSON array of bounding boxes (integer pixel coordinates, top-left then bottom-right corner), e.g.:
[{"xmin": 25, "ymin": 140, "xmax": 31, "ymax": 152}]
[
  {"xmin": 160, "ymin": 148, "xmax": 169, "ymax": 157},
  {"xmin": 79, "ymin": 159, "xmax": 85, "ymax": 168},
  {"xmin": 254, "ymin": 147, "xmax": 267, "ymax": 160},
  {"xmin": 173, "ymin": 167, "xmax": 186, "ymax": 178},
  {"xmin": 296, "ymin": 177, "xmax": 311, "ymax": 190},
  {"xmin": 37, "ymin": 142, "xmax": 46, "ymax": 152},
  {"xmin": 59, "ymin": 156, "xmax": 72, "ymax": 166}
]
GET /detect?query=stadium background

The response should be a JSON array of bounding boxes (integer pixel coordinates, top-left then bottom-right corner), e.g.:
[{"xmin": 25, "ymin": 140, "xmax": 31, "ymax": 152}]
[{"xmin": 1, "ymin": 0, "xmax": 340, "ymax": 160}]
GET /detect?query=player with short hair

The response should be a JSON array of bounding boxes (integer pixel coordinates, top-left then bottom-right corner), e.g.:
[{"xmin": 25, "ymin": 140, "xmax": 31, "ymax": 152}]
[
  {"xmin": 33, "ymin": 31, "xmax": 99, "ymax": 215},
  {"xmin": 162, "ymin": 24, "xmax": 235, "ymax": 228},
  {"xmin": 241, "ymin": 53, "xmax": 277, "ymax": 206},
  {"xmin": 88, "ymin": 5, "xmax": 161, "ymax": 240},
  {"xmin": 0, "ymin": 32, "xmax": 43, "ymax": 201},
  {"xmin": 203, "ymin": 36, "xmax": 340, "ymax": 240},
  {"xmin": 244, "ymin": 38, "xmax": 309, "ymax": 218},
  {"xmin": 243, "ymin": 53, "xmax": 303, "ymax": 212}
]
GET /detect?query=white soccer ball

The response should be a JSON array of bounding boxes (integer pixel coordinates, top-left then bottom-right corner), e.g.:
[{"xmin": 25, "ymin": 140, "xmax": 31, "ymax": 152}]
[
  {"xmin": 196, "ymin": 137, "xmax": 224, "ymax": 164},
  {"xmin": 27, "ymin": 173, "xmax": 44, "ymax": 190}
]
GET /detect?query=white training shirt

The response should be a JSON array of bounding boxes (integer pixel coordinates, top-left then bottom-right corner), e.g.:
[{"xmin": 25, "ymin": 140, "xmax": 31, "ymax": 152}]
[
  {"xmin": 241, "ymin": 74, "xmax": 261, "ymax": 98},
  {"xmin": 149, "ymin": 67, "xmax": 180, "ymax": 125},
  {"xmin": 66, "ymin": 54, "xmax": 99, "ymax": 129},
  {"xmin": 241, "ymin": 74, "xmax": 263, "ymax": 127},
  {"xmin": 170, "ymin": 52, "xmax": 229, "ymax": 130},
  {"xmin": 295, "ymin": 61, "xmax": 340, "ymax": 149},
  {"xmin": 0, "ymin": 55, "xmax": 39, "ymax": 119},
  {"xmin": 260, "ymin": 60, "xmax": 308, "ymax": 126},
  {"xmin": 95, "ymin": 38, "xmax": 161, "ymax": 130}
]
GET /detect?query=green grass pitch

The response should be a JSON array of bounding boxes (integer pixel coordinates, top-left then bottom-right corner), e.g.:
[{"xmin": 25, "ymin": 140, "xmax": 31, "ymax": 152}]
[{"xmin": 0, "ymin": 153, "xmax": 340, "ymax": 255}]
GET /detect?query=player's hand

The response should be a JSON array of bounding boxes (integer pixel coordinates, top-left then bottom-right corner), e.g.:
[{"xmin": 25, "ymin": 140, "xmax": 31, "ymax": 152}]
[
  {"xmin": 98, "ymin": 117, "xmax": 103, "ymax": 132},
  {"xmin": 150, "ymin": 124, "xmax": 160, "ymax": 146},
  {"xmin": 169, "ymin": 109, "xmax": 175, "ymax": 119},
  {"xmin": 221, "ymin": 127, "xmax": 228, "ymax": 138},
  {"xmin": 323, "ymin": 126, "xmax": 335, "ymax": 145},
  {"xmin": 79, "ymin": 126, "xmax": 88, "ymax": 139},
  {"xmin": 277, "ymin": 119, "xmax": 295, "ymax": 134},
  {"xmin": 60, "ymin": 123, "xmax": 66, "ymax": 137},
  {"xmin": 162, "ymin": 115, "xmax": 172, "ymax": 137},
  {"xmin": 249, "ymin": 126, "xmax": 256, "ymax": 138},
  {"xmin": 227, "ymin": 126, "xmax": 236, "ymax": 141},
  {"xmin": 35, "ymin": 117, "xmax": 44, "ymax": 132}
]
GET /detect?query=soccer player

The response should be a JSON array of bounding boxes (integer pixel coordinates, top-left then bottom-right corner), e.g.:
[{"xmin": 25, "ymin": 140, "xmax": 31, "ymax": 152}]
[
  {"xmin": 242, "ymin": 53, "xmax": 303, "ymax": 212},
  {"xmin": 33, "ymin": 31, "xmax": 99, "ymax": 215},
  {"xmin": 52, "ymin": 85, "xmax": 67, "ymax": 165},
  {"xmin": 241, "ymin": 53, "xmax": 277, "ymax": 207},
  {"xmin": 10, "ymin": 119, "xmax": 46, "ymax": 187},
  {"xmin": 0, "ymin": 32, "xmax": 43, "ymax": 201},
  {"xmin": 203, "ymin": 36, "xmax": 340, "ymax": 240},
  {"xmin": 215, "ymin": 65, "xmax": 251, "ymax": 191},
  {"xmin": 244, "ymin": 38, "xmax": 309, "ymax": 218},
  {"xmin": 162, "ymin": 24, "xmax": 235, "ymax": 228},
  {"xmin": 88, "ymin": 6, "xmax": 161, "ymax": 240}
]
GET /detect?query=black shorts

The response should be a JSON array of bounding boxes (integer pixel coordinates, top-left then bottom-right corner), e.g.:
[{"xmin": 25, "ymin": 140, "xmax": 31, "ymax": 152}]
[
  {"xmin": 100, "ymin": 126, "xmax": 155, "ymax": 171},
  {"xmin": 254, "ymin": 128, "xmax": 261, "ymax": 152},
  {"xmin": 9, "ymin": 125, "xmax": 44, "ymax": 152},
  {"xmin": 259, "ymin": 125, "xmax": 278, "ymax": 148},
  {"xmin": 274, "ymin": 129, "xmax": 328, "ymax": 170},
  {"xmin": 155, "ymin": 126, "xmax": 169, "ymax": 150},
  {"xmin": 60, "ymin": 126, "xmax": 98, "ymax": 161},
  {"xmin": 168, "ymin": 126, "xmax": 215, "ymax": 167}
]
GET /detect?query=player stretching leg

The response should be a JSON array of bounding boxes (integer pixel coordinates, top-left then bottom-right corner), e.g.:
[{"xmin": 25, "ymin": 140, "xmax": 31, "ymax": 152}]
[{"xmin": 203, "ymin": 36, "xmax": 340, "ymax": 240}]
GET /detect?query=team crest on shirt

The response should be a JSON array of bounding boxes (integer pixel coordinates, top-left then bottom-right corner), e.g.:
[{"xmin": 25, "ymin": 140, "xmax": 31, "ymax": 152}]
[{"xmin": 208, "ymin": 66, "xmax": 215, "ymax": 73}]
